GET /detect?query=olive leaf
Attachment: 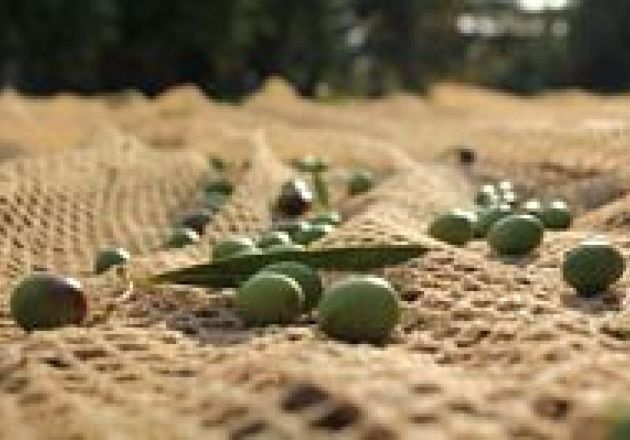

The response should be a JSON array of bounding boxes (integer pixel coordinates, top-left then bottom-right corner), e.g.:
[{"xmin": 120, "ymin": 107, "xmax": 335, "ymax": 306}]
[{"xmin": 153, "ymin": 244, "xmax": 427, "ymax": 288}]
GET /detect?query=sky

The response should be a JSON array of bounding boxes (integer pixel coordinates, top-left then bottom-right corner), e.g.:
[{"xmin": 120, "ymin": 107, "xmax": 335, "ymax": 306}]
[{"xmin": 517, "ymin": 0, "xmax": 570, "ymax": 11}]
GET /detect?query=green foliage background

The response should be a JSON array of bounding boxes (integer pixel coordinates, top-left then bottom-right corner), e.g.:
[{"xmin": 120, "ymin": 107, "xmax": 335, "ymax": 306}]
[{"xmin": 0, "ymin": 0, "xmax": 626, "ymax": 99}]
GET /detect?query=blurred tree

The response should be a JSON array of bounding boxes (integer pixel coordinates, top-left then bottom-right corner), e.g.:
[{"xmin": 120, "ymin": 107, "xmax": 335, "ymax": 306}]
[
  {"xmin": 569, "ymin": 0, "xmax": 630, "ymax": 91},
  {"xmin": 354, "ymin": 0, "xmax": 465, "ymax": 95},
  {"xmin": 248, "ymin": 0, "xmax": 352, "ymax": 96},
  {"xmin": 104, "ymin": 0, "xmax": 260, "ymax": 97},
  {"xmin": 0, "ymin": 0, "xmax": 117, "ymax": 91},
  {"xmin": 0, "ymin": 0, "xmax": 627, "ymax": 98}
]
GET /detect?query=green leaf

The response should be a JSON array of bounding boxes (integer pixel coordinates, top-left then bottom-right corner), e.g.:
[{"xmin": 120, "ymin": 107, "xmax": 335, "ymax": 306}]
[{"xmin": 153, "ymin": 244, "xmax": 427, "ymax": 288}]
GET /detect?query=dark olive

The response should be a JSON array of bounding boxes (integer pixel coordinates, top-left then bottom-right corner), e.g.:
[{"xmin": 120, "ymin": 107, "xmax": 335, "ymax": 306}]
[
  {"xmin": 10, "ymin": 273, "xmax": 87, "ymax": 331},
  {"xmin": 94, "ymin": 247, "xmax": 131, "ymax": 274},
  {"xmin": 456, "ymin": 146, "xmax": 476, "ymax": 165},
  {"xmin": 275, "ymin": 178, "xmax": 313, "ymax": 217}
]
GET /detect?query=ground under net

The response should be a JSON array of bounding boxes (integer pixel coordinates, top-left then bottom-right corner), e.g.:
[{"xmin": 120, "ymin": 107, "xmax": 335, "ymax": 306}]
[{"xmin": 1, "ymin": 89, "xmax": 630, "ymax": 439}]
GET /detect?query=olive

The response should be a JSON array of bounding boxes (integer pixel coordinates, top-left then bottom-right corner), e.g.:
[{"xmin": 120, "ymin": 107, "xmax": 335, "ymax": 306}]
[
  {"xmin": 275, "ymin": 178, "xmax": 313, "ymax": 217},
  {"xmin": 318, "ymin": 275, "xmax": 400, "ymax": 343},
  {"xmin": 235, "ymin": 273, "xmax": 304, "ymax": 326},
  {"xmin": 262, "ymin": 261, "xmax": 322, "ymax": 311},
  {"xmin": 487, "ymin": 214, "xmax": 544, "ymax": 256},
  {"xmin": 563, "ymin": 238, "xmax": 625, "ymax": 297},
  {"xmin": 540, "ymin": 200, "xmax": 572, "ymax": 230},
  {"xmin": 167, "ymin": 227, "xmax": 200, "ymax": 248},
  {"xmin": 348, "ymin": 170, "xmax": 375, "ymax": 195},
  {"xmin": 10, "ymin": 273, "xmax": 87, "ymax": 331},
  {"xmin": 474, "ymin": 204, "xmax": 512, "ymax": 238},
  {"xmin": 428, "ymin": 209, "xmax": 475, "ymax": 246},
  {"xmin": 94, "ymin": 247, "xmax": 131, "ymax": 274}
]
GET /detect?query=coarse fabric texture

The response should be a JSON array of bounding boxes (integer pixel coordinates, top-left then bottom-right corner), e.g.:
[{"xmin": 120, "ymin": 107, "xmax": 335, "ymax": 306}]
[{"xmin": 1, "ymin": 81, "xmax": 630, "ymax": 439}]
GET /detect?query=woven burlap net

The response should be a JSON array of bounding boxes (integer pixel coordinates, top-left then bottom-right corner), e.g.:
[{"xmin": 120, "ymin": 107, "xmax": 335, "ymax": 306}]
[{"xmin": 1, "ymin": 85, "xmax": 630, "ymax": 439}]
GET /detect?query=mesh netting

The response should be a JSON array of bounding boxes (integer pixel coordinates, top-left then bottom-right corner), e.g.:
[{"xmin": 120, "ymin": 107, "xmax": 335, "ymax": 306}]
[{"xmin": 1, "ymin": 86, "xmax": 630, "ymax": 439}]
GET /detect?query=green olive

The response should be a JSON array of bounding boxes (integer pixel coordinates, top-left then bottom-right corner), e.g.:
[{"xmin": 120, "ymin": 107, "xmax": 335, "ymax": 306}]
[
  {"xmin": 262, "ymin": 261, "xmax": 322, "ymax": 311},
  {"xmin": 348, "ymin": 170, "xmax": 375, "ymax": 195},
  {"xmin": 167, "ymin": 227, "xmax": 200, "ymax": 248},
  {"xmin": 474, "ymin": 204, "xmax": 512, "ymax": 238},
  {"xmin": 540, "ymin": 200, "xmax": 572, "ymax": 230},
  {"xmin": 487, "ymin": 214, "xmax": 544, "ymax": 256},
  {"xmin": 235, "ymin": 273, "xmax": 304, "ymax": 326},
  {"xmin": 428, "ymin": 209, "xmax": 475, "ymax": 246},
  {"xmin": 94, "ymin": 247, "xmax": 131, "ymax": 274},
  {"xmin": 563, "ymin": 238, "xmax": 625, "ymax": 296},
  {"xmin": 318, "ymin": 276, "xmax": 400, "ymax": 343}
]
